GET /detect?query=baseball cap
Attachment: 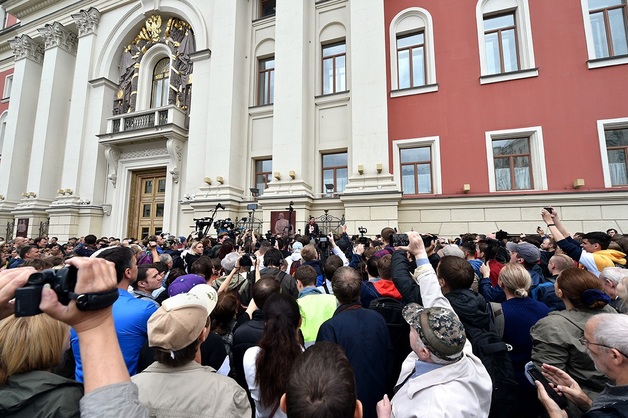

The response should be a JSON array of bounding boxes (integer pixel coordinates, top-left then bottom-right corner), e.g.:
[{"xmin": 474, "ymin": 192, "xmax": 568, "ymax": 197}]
[
  {"xmin": 148, "ymin": 286, "xmax": 218, "ymax": 351},
  {"xmin": 506, "ymin": 242, "xmax": 540, "ymax": 264},
  {"xmin": 438, "ymin": 245, "xmax": 465, "ymax": 259},
  {"xmin": 403, "ymin": 303, "xmax": 466, "ymax": 361},
  {"xmin": 221, "ymin": 252, "xmax": 240, "ymax": 272},
  {"xmin": 168, "ymin": 274, "xmax": 206, "ymax": 297}
]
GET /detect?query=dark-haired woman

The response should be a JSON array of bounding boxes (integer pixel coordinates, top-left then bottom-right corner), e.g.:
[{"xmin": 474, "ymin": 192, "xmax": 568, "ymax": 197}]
[
  {"xmin": 530, "ymin": 268, "xmax": 617, "ymax": 417},
  {"xmin": 243, "ymin": 293, "xmax": 303, "ymax": 418}
]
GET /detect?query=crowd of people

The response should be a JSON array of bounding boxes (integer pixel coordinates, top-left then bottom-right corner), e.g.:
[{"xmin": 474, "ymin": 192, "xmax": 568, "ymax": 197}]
[{"xmin": 0, "ymin": 205, "xmax": 628, "ymax": 417}]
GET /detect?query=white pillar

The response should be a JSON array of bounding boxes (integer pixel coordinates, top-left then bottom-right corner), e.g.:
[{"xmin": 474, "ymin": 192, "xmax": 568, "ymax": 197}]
[
  {"xmin": 57, "ymin": 8, "xmax": 101, "ymax": 204},
  {"xmin": 0, "ymin": 35, "xmax": 43, "ymax": 209},
  {"xmin": 265, "ymin": 0, "xmax": 313, "ymax": 196},
  {"xmin": 22, "ymin": 22, "xmax": 78, "ymax": 208},
  {"xmin": 192, "ymin": 0, "xmax": 249, "ymax": 204},
  {"xmin": 344, "ymin": 0, "xmax": 397, "ymax": 193}
]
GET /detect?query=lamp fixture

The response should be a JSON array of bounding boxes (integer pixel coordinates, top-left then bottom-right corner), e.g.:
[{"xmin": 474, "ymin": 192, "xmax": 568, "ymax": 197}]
[
  {"xmin": 357, "ymin": 165, "xmax": 364, "ymax": 175},
  {"xmin": 376, "ymin": 163, "xmax": 383, "ymax": 174},
  {"xmin": 289, "ymin": 170, "xmax": 296, "ymax": 179},
  {"xmin": 573, "ymin": 178, "xmax": 585, "ymax": 189},
  {"xmin": 203, "ymin": 177, "xmax": 212, "ymax": 185},
  {"xmin": 216, "ymin": 176, "xmax": 224, "ymax": 184},
  {"xmin": 274, "ymin": 172, "xmax": 281, "ymax": 180},
  {"xmin": 463, "ymin": 184, "xmax": 471, "ymax": 194},
  {"xmin": 249, "ymin": 187, "xmax": 260, "ymax": 198}
]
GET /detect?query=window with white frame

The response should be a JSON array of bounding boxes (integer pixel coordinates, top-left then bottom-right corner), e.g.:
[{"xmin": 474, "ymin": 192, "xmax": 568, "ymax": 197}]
[
  {"xmin": 400, "ymin": 147, "xmax": 433, "ymax": 194},
  {"xmin": 485, "ymin": 126, "xmax": 547, "ymax": 192},
  {"xmin": 258, "ymin": 57, "xmax": 275, "ymax": 106},
  {"xmin": 2, "ymin": 74, "xmax": 12, "ymax": 100},
  {"xmin": 389, "ymin": 8, "xmax": 437, "ymax": 96},
  {"xmin": 476, "ymin": 0, "xmax": 537, "ymax": 84},
  {"xmin": 582, "ymin": 0, "xmax": 628, "ymax": 67},
  {"xmin": 254, "ymin": 159, "xmax": 272, "ymax": 195},
  {"xmin": 393, "ymin": 137, "xmax": 442, "ymax": 195},
  {"xmin": 605, "ymin": 127, "xmax": 628, "ymax": 185},
  {"xmin": 151, "ymin": 58, "xmax": 170, "ymax": 108},
  {"xmin": 322, "ymin": 152, "xmax": 348, "ymax": 193},
  {"xmin": 0, "ymin": 111, "xmax": 6, "ymax": 158},
  {"xmin": 597, "ymin": 118, "xmax": 628, "ymax": 187},
  {"xmin": 322, "ymin": 42, "xmax": 346, "ymax": 95},
  {"xmin": 259, "ymin": 0, "xmax": 276, "ymax": 19}
]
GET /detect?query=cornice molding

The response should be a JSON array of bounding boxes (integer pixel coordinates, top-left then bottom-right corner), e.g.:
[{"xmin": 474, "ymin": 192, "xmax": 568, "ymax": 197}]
[{"xmin": 3, "ymin": 0, "xmax": 65, "ymax": 19}]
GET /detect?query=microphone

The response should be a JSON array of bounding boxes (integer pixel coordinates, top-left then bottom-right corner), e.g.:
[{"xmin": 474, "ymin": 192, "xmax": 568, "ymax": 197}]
[{"xmin": 216, "ymin": 203, "xmax": 225, "ymax": 210}]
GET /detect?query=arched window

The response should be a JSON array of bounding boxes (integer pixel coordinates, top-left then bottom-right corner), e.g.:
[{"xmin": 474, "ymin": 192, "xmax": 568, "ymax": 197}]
[
  {"xmin": 151, "ymin": 58, "xmax": 170, "ymax": 108},
  {"xmin": 390, "ymin": 8, "xmax": 438, "ymax": 96},
  {"xmin": 476, "ymin": 0, "xmax": 537, "ymax": 84}
]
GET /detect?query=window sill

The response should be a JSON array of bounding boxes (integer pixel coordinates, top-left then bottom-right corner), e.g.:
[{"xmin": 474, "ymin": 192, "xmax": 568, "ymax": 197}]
[
  {"xmin": 479, "ymin": 68, "xmax": 539, "ymax": 85},
  {"xmin": 315, "ymin": 90, "xmax": 350, "ymax": 106},
  {"xmin": 248, "ymin": 104, "xmax": 274, "ymax": 117},
  {"xmin": 587, "ymin": 54, "xmax": 628, "ymax": 69},
  {"xmin": 390, "ymin": 84, "xmax": 438, "ymax": 98}
]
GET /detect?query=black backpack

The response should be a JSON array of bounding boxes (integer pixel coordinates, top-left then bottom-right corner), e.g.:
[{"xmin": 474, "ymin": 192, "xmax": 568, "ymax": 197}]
[
  {"xmin": 369, "ymin": 297, "xmax": 411, "ymax": 397},
  {"xmin": 464, "ymin": 319, "xmax": 519, "ymax": 418}
]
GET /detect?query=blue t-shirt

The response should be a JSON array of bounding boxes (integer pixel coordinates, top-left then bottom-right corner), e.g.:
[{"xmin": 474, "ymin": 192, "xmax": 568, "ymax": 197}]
[{"xmin": 70, "ymin": 289, "xmax": 158, "ymax": 382}]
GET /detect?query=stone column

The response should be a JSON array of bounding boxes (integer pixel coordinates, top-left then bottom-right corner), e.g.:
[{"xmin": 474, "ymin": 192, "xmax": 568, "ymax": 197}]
[
  {"xmin": 264, "ymin": 0, "xmax": 313, "ymax": 197},
  {"xmin": 47, "ymin": 8, "xmax": 101, "ymax": 240},
  {"xmin": 20, "ymin": 22, "xmax": 77, "ymax": 209},
  {"xmin": 341, "ymin": 0, "xmax": 400, "ymax": 230},
  {"xmin": 0, "ymin": 35, "xmax": 44, "ymax": 232},
  {"xmin": 57, "ymin": 8, "xmax": 100, "ymax": 204},
  {"xmin": 188, "ymin": 0, "xmax": 248, "ymax": 217}
]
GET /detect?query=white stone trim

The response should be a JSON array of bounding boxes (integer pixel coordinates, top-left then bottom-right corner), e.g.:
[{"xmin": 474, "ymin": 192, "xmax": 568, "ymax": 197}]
[
  {"xmin": 580, "ymin": 0, "xmax": 628, "ymax": 68},
  {"xmin": 392, "ymin": 136, "xmax": 442, "ymax": 195},
  {"xmin": 389, "ymin": 7, "xmax": 437, "ymax": 93},
  {"xmin": 485, "ymin": 125, "xmax": 547, "ymax": 192},
  {"xmin": 136, "ymin": 43, "xmax": 171, "ymax": 112},
  {"xmin": 476, "ymin": 0, "xmax": 536, "ymax": 79},
  {"xmin": 2, "ymin": 74, "xmax": 12, "ymax": 99},
  {"xmin": 597, "ymin": 117, "xmax": 628, "ymax": 188}
]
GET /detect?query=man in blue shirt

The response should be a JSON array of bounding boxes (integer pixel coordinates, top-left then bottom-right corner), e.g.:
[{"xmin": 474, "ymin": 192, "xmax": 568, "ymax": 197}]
[{"xmin": 70, "ymin": 247, "xmax": 158, "ymax": 382}]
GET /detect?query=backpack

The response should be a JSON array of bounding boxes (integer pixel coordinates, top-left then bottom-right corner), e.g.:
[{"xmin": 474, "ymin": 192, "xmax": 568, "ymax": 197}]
[
  {"xmin": 464, "ymin": 315, "xmax": 518, "ymax": 418},
  {"xmin": 369, "ymin": 297, "xmax": 411, "ymax": 397},
  {"xmin": 531, "ymin": 281, "xmax": 565, "ymax": 312},
  {"xmin": 489, "ymin": 302, "xmax": 505, "ymax": 339}
]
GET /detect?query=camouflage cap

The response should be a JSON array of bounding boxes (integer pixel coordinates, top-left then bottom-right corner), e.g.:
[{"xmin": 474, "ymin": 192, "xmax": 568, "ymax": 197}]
[{"xmin": 402, "ymin": 303, "xmax": 466, "ymax": 361}]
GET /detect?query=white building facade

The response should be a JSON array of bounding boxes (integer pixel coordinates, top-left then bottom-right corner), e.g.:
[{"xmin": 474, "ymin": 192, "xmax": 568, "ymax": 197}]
[{"xmin": 0, "ymin": 0, "xmax": 399, "ymax": 241}]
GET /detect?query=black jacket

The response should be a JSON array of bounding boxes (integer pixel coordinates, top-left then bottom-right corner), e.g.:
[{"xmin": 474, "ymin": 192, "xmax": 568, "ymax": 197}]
[
  {"xmin": 391, "ymin": 250, "xmax": 423, "ymax": 305},
  {"xmin": 231, "ymin": 310, "xmax": 265, "ymax": 391},
  {"xmin": 445, "ymin": 288, "xmax": 493, "ymax": 334}
]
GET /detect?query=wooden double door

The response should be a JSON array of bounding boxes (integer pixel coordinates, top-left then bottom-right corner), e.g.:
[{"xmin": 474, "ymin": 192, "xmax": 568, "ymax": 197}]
[{"xmin": 128, "ymin": 169, "xmax": 166, "ymax": 240}]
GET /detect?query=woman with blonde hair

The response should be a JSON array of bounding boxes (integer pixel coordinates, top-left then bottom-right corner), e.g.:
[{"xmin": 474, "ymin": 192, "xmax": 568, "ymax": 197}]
[
  {"xmin": 530, "ymin": 268, "xmax": 617, "ymax": 417},
  {"xmin": 0, "ymin": 313, "xmax": 83, "ymax": 417},
  {"xmin": 496, "ymin": 263, "xmax": 550, "ymax": 417}
]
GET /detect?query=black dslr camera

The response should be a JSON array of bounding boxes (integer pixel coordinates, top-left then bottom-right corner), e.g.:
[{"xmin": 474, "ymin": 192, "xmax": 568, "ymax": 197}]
[{"xmin": 14, "ymin": 266, "xmax": 78, "ymax": 317}]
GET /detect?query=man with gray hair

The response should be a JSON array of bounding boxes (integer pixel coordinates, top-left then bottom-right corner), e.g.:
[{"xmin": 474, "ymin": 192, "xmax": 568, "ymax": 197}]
[
  {"xmin": 599, "ymin": 267, "xmax": 628, "ymax": 313},
  {"xmin": 536, "ymin": 313, "xmax": 628, "ymax": 417},
  {"xmin": 376, "ymin": 231, "xmax": 492, "ymax": 418}
]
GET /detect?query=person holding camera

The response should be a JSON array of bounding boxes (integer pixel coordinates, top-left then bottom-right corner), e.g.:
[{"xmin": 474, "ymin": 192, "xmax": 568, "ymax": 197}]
[
  {"xmin": 0, "ymin": 258, "xmax": 149, "ymax": 417},
  {"xmin": 70, "ymin": 247, "xmax": 158, "ymax": 383}
]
